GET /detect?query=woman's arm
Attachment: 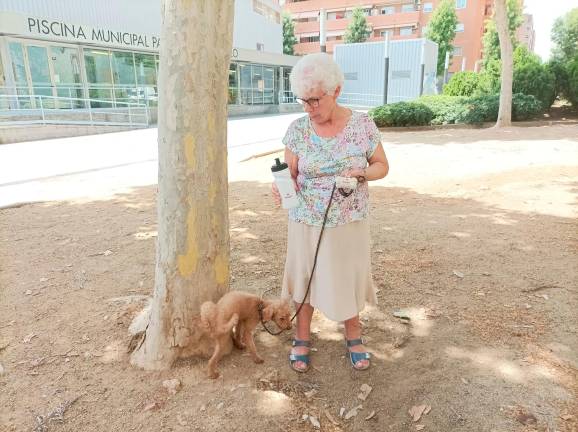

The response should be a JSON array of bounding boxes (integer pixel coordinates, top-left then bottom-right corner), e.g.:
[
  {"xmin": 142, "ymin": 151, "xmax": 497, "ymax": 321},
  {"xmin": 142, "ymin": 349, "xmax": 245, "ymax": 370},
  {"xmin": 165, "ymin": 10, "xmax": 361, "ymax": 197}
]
[
  {"xmin": 285, "ymin": 147, "xmax": 299, "ymax": 180},
  {"xmin": 346, "ymin": 143, "xmax": 389, "ymax": 181},
  {"xmin": 363, "ymin": 143, "xmax": 388, "ymax": 181}
]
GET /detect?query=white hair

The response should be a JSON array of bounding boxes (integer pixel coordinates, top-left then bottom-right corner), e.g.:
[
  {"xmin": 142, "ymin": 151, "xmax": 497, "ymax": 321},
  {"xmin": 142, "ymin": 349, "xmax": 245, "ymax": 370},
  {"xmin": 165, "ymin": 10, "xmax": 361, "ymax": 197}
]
[{"xmin": 289, "ymin": 53, "xmax": 344, "ymax": 98}]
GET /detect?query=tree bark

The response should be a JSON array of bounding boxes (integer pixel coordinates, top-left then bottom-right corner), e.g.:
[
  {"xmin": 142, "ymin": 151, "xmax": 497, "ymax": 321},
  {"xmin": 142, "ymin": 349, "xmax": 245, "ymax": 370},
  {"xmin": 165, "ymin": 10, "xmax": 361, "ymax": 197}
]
[
  {"xmin": 494, "ymin": 0, "xmax": 513, "ymax": 127},
  {"xmin": 131, "ymin": 0, "xmax": 234, "ymax": 370}
]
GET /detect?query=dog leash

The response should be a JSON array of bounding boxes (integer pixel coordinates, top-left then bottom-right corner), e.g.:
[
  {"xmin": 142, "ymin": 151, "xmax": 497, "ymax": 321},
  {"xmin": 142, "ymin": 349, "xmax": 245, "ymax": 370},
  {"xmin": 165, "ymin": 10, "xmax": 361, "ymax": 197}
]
[{"xmin": 260, "ymin": 175, "xmax": 365, "ymax": 336}]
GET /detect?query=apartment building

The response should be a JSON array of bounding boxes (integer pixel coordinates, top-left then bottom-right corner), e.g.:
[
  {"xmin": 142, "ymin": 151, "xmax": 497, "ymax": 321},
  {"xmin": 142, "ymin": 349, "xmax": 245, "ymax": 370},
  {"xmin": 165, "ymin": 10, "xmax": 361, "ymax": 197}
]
[
  {"xmin": 517, "ymin": 13, "xmax": 535, "ymax": 52},
  {"xmin": 284, "ymin": 0, "xmax": 503, "ymax": 72}
]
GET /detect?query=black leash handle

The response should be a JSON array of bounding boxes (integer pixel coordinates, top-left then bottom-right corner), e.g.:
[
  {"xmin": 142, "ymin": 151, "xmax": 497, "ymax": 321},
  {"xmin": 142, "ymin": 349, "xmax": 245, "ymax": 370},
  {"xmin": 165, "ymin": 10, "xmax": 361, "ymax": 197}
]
[{"xmin": 261, "ymin": 183, "xmax": 337, "ymax": 336}]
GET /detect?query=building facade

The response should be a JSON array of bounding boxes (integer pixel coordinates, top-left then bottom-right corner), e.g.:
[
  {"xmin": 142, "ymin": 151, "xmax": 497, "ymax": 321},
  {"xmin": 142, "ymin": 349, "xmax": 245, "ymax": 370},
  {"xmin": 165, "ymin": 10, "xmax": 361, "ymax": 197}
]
[
  {"xmin": 0, "ymin": 0, "xmax": 298, "ymax": 117},
  {"xmin": 517, "ymin": 13, "xmax": 535, "ymax": 52},
  {"xmin": 283, "ymin": 0, "xmax": 532, "ymax": 73}
]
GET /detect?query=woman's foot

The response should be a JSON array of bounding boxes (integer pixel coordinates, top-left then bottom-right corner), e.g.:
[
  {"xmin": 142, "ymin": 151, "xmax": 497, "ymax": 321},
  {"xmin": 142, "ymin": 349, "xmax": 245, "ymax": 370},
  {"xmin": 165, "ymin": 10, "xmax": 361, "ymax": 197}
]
[
  {"xmin": 289, "ymin": 339, "xmax": 310, "ymax": 372},
  {"xmin": 344, "ymin": 316, "xmax": 370, "ymax": 370},
  {"xmin": 290, "ymin": 302, "xmax": 314, "ymax": 372}
]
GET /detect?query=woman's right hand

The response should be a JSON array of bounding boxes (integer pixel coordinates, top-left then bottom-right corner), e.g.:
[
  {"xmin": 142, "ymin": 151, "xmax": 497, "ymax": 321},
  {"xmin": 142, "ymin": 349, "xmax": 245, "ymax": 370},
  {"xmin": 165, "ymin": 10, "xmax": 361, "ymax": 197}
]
[{"xmin": 271, "ymin": 183, "xmax": 281, "ymax": 206}]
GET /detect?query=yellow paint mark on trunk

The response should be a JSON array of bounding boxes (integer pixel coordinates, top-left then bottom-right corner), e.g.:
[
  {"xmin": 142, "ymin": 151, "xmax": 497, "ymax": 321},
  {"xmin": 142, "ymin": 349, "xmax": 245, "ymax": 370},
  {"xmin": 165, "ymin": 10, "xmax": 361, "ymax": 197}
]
[
  {"xmin": 214, "ymin": 253, "xmax": 228, "ymax": 285},
  {"xmin": 177, "ymin": 208, "xmax": 198, "ymax": 277},
  {"xmin": 184, "ymin": 134, "xmax": 196, "ymax": 168}
]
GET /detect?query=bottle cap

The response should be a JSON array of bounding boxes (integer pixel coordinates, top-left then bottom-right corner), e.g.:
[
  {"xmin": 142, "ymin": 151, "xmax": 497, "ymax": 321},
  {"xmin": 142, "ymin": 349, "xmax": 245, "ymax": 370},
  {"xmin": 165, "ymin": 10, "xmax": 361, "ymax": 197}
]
[{"xmin": 271, "ymin": 157, "xmax": 288, "ymax": 172}]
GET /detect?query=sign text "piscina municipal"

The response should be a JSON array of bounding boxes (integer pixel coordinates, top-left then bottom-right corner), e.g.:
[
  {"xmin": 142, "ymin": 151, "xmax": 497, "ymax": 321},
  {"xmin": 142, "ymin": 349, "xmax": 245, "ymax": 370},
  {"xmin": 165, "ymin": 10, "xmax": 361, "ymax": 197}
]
[{"xmin": 27, "ymin": 18, "xmax": 160, "ymax": 49}]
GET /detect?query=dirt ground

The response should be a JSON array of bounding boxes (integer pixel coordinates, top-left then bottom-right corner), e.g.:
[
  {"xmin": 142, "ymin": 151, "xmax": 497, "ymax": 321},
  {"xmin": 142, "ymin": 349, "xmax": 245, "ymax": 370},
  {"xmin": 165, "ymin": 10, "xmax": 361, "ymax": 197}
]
[{"xmin": 1, "ymin": 123, "xmax": 577, "ymax": 432}]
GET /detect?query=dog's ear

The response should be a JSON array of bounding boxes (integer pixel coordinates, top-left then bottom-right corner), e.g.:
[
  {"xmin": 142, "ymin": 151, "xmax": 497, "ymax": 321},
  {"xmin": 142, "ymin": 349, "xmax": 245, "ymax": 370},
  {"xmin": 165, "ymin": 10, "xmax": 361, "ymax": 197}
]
[{"xmin": 262, "ymin": 303, "xmax": 274, "ymax": 321}]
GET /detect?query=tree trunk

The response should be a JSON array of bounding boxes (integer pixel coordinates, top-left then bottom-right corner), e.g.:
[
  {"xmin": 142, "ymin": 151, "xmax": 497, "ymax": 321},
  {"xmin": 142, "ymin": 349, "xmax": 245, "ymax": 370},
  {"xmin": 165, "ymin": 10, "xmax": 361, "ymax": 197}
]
[
  {"xmin": 494, "ymin": 0, "xmax": 513, "ymax": 127},
  {"xmin": 130, "ymin": 0, "xmax": 234, "ymax": 370}
]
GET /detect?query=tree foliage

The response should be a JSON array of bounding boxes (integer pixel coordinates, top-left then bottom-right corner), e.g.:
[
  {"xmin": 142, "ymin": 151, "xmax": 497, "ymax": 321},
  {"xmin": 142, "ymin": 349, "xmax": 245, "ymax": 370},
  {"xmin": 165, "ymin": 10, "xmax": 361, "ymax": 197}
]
[
  {"xmin": 425, "ymin": 0, "xmax": 458, "ymax": 76},
  {"xmin": 482, "ymin": 0, "xmax": 523, "ymax": 66},
  {"xmin": 282, "ymin": 12, "xmax": 298, "ymax": 55},
  {"xmin": 344, "ymin": 8, "xmax": 371, "ymax": 44},
  {"xmin": 551, "ymin": 8, "xmax": 578, "ymax": 60}
]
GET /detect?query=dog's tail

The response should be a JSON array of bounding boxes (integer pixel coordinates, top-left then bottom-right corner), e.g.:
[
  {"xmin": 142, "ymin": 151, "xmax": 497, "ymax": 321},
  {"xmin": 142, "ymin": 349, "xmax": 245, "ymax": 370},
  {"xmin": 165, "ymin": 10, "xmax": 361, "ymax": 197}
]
[{"xmin": 200, "ymin": 301, "xmax": 238, "ymax": 335}]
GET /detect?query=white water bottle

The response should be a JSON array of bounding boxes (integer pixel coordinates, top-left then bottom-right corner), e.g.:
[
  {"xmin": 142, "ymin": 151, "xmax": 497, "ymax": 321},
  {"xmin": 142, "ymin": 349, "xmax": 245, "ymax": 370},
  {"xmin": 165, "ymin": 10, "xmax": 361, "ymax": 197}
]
[{"xmin": 271, "ymin": 158, "xmax": 299, "ymax": 209}]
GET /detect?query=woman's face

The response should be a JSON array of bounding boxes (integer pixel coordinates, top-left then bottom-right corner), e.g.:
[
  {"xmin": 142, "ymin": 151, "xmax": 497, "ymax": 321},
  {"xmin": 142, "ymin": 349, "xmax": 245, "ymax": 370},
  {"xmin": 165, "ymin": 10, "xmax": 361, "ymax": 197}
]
[{"xmin": 297, "ymin": 86, "xmax": 341, "ymax": 123}]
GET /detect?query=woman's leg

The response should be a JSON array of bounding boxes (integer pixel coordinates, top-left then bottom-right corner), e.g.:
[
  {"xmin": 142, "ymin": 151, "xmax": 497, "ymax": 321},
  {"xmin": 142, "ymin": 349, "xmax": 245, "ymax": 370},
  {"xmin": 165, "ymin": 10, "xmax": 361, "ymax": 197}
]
[
  {"xmin": 291, "ymin": 302, "xmax": 314, "ymax": 371},
  {"xmin": 344, "ymin": 315, "xmax": 369, "ymax": 369}
]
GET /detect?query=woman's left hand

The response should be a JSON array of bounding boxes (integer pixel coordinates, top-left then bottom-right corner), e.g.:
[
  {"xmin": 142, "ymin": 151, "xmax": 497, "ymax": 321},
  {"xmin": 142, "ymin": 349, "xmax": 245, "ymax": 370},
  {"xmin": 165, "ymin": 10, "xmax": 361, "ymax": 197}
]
[{"xmin": 342, "ymin": 168, "xmax": 365, "ymax": 179}]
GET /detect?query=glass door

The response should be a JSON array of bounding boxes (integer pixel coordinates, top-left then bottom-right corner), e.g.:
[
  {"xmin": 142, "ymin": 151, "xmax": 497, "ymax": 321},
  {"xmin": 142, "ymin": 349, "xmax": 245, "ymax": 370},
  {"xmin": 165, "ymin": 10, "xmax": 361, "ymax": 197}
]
[
  {"xmin": 50, "ymin": 45, "xmax": 83, "ymax": 108},
  {"xmin": 26, "ymin": 45, "xmax": 55, "ymax": 108},
  {"xmin": 8, "ymin": 42, "xmax": 32, "ymax": 108}
]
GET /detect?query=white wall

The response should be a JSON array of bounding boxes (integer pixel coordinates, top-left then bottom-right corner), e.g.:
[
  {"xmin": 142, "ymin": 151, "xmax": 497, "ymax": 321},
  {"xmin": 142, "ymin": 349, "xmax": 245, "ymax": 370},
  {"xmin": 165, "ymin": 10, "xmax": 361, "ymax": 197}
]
[
  {"xmin": 1, "ymin": 0, "xmax": 283, "ymax": 54},
  {"xmin": 233, "ymin": 0, "xmax": 283, "ymax": 54}
]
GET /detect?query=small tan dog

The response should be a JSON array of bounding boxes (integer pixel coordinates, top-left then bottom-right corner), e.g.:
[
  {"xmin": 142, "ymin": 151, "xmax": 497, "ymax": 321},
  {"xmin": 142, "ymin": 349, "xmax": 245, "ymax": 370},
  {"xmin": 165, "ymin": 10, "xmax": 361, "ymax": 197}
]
[{"xmin": 200, "ymin": 291, "xmax": 292, "ymax": 379}]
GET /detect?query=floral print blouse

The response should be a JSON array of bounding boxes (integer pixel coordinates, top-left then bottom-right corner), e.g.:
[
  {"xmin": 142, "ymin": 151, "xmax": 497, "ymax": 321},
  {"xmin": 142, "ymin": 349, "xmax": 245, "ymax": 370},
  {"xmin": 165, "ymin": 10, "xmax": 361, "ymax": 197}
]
[{"xmin": 282, "ymin": 110, "xmax": 381, "ymax": 227}]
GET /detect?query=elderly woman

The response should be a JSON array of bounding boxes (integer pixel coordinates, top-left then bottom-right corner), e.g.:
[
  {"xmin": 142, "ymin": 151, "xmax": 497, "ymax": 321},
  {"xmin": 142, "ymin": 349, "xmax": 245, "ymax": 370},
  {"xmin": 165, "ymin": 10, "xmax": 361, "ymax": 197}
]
[{"xmin": 273, "ymin": 53, "xmax": 389, "ymax": 372}]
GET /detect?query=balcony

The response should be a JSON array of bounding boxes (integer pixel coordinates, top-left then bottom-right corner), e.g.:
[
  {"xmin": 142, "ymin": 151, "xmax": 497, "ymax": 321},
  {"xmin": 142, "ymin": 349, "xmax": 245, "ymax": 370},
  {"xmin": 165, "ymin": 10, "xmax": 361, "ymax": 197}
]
[{"xmin": 295, "ymin": 11, "xmax": 420, "ymax": 35}]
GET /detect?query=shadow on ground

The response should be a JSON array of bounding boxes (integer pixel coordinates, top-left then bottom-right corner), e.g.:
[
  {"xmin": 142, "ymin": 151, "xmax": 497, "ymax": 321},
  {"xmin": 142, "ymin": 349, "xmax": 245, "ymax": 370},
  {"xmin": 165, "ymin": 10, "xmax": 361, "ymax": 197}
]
[{"xmin": 0, "ymin": 181, "xmax": 576, "ymax": 432}]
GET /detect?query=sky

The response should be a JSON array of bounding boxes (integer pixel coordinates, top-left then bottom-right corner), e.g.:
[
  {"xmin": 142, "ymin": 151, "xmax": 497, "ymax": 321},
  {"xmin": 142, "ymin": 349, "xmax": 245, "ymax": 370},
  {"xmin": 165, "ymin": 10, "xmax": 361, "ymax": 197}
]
[{"xmin": 523, "ymin": 0, "xmax": 578, "ymax": 60}]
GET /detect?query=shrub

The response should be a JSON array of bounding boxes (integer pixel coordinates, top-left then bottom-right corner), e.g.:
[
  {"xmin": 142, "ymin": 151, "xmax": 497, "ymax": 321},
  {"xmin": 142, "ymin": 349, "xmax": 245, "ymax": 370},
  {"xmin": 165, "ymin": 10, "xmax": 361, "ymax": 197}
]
[
  {"xmin": 566, "ymin": 56, "xmax": 578, "ymax": 106},
  {"xmin": 443, "ymin": 71, "xmax": 483, "ymax": 97},
  {"xmin": 460, "ymin": 93, "xmax": 543, "ymax": 123},
  {"xmin": 368, "ymin": 102, "xmax": 433, "ymax": 127},
  {"xmin": 512, "ymin": 93, "xmax": 544, "ymax": 120},
  {"xmin": 513, "ymin": 61, "xmax": 556, "ymax": 110},
  {"xmin": 418, "ymin": 95, "xmax": 468, "ymax": 124}
]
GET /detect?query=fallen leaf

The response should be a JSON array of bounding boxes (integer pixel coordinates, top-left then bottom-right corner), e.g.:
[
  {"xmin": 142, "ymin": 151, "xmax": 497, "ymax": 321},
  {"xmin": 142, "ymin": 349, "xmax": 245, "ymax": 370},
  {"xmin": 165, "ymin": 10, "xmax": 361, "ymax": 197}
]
[
  {"xmin": 345, "ymin": 405, "xmax": 363, "ymax": 420},
  {"xmin": 309, "ymin": 416, "xmax": 320, "ymax": 429},
  {"xmin": 409, "ymin": 405, "xmax": 427, "ymax": 422},
  {"xmin": 143, "ymin": 402, "xmax": 159, "ymax": 412},
  {"xmin": 561, "ymin": 414, "xmax": 574, "ymax": 421},
  {"xmin": 515, "ymin": 410, "xmax": 537, "ymax": 426},
  {"xmin": 339, "ymin": 407, "xmax": 346, "ymax": 417},
  {"xmin": 103, "ymin": 250, "xmax": 113, "ymax": 256},
  {"xmin": 22, "ymin": 333, "xmax": 37, "ymax": 344},
  {"xmin": 423, "ymin": 405, "xmax": 432, "ymax": 415},
  {"xmin": 416, "ymin": 425, "xmax": 425, "ymax": 431},
  {"xmin": 301, "ymin": 414, "xmax": 309, "ymax": 421},
  {"xmin": 365, "ymin": 410, "xmax": 376, "ymax": 420},
  {"xmin": 453, "ymin": 270, "xmax": 465, "ymax": 278},
  {"xmin": 393, "ymin": 310, "xmax": 411, "ymax": 321},
  {"xmin": 358, "ymin": 384, "xmax": 373, "ymax": 401},
  {"xmin": 324, "ymin": 409, "xmax": 340, "ymax": 425},
  {"xmin": 304, "ymin": 389, "xmax": 317, "ymax": 398}
]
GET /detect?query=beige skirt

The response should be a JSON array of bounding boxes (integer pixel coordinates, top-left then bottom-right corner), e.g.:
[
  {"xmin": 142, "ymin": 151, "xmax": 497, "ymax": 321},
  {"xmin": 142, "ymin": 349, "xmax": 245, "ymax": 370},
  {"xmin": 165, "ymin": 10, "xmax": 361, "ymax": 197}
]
[{"xmin": 281, "ymin": 218, "xmax": 377, "ymax": 322}]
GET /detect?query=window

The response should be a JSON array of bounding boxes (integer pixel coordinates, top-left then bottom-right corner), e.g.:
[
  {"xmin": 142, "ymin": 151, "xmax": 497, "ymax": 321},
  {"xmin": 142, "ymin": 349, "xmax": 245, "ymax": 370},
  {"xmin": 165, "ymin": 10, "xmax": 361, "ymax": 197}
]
[
  {"xmin": 400, "ymin": 26, "xmax": 413, "ymax": 36},
  {"xmin": 401, "ymin": 4, "xmax": 415, "ymax": 12},
  {"xmin": 239, "ymin": 63, "xmax": 277, "ymax": 105},
  {"xmin": 456, "ymin": 23, "xmax": 465, "ymax": 32},
  {"xmin": 377, "ymin": 29, "xmax": 393, "ymax": 38},
  {"xmin": 456, "ymin": 0, "xmax": 467, "ymax": 9},
  {"xmin": 453, "ymin": 46, "xmax": 463, "ymax": 56},
  {"xmin": 381, "ymin": 6, "xmax": 395, "ymax": 15},
  {"xmin": 327, "ymin": 11, "xmax": 346, "ymax": 20},
  {"xmin": 423, "ymin": 2, "xmax": 433, "ymax": 12},
  {"xmin": 252, "ymin": 0, "xmax": 281, "ymax": 24},
  {"xmin": 300, "ymin": 35, "xmax": 320, "ymax": 43},
  {"xmin": 363, "ymin": 8, "xmax": 372, "ymax": 16}
]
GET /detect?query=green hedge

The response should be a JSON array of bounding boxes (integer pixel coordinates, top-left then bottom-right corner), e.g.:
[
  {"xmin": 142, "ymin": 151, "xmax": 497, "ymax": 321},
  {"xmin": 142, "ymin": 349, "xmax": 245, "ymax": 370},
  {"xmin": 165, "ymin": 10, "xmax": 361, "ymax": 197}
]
[
  {"xmin": 368, "ymin": 101, "xmax": 433, "ymax": 127},
  {"xmin": 443, "ymin": 71, "xmax": 483, "ymax": 97},
  {"xmin": 370, "ymin": 94, "xmax": 544, "ymax": 127},
  {"xmin": 417, "ymin": 95, "xmax": 468, "ymax": 124}
]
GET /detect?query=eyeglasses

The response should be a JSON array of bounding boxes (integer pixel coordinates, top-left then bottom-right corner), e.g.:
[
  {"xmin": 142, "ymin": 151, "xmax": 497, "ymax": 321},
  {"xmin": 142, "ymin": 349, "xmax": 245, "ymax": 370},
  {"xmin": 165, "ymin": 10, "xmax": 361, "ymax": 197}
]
[{"xmin": 296, "ymin": 94, "xmax": 326, "ymax": 109}]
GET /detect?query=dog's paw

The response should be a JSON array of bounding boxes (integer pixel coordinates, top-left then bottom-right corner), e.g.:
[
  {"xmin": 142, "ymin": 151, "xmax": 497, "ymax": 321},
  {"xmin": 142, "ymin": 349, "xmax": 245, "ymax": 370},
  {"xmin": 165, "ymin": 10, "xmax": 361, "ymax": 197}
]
[
  {"xmin": 233, "ymin": 340, "xmax": 246, "ymax": 350},
  {"xmin": 253, "ymin": 356, "xmax": 265, "ymax": 364},
  {"xmin": 208, "ymin": 370, "xmax": 220, "ymax": 379}
]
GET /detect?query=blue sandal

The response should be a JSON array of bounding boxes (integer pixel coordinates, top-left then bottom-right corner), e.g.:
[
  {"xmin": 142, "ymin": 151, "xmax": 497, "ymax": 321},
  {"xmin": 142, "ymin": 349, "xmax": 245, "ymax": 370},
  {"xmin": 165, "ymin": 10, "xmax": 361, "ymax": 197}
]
[
  {"xmin": 346, "ymin": 339, "xmax": 371, "ymax": 371},
  {"xmin": 289, "ymin": 339, "xmax": 311, "ymax": 373}
]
